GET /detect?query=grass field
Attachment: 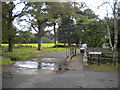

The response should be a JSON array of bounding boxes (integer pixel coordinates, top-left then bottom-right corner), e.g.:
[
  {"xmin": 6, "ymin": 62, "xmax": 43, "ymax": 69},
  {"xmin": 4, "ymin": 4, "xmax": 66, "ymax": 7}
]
[
  {"xmin": 1, "ymin": 43, "xmax": 77, "ymax": 48},
  {"xmin": 0, "ymin": 57, "xmax": 14, "ymax": 65},
  {"xmin": 1, "ymin": 47, "xmax": 67, "ymax": 65},
  {"xmin": 1, "ymin": 43, "xmax": 78, "ymax": 65},
  {"xmin": 1, "ymin": 43, "xmax": 69, "ymax": 48},
  {"xmin": 2, "ymin": 43, "xmax": 55, "ymax": 48}
]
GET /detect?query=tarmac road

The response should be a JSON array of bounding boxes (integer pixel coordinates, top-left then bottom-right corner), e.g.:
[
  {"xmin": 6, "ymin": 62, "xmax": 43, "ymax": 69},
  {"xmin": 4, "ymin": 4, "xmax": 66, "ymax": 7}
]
[
  {"xmin": 2, "ymin": 70, "xmax": 118, "ymax": 88},
  {"xmin": 2, "ymin": 51, "xmax": 119, "ymax": 88}
]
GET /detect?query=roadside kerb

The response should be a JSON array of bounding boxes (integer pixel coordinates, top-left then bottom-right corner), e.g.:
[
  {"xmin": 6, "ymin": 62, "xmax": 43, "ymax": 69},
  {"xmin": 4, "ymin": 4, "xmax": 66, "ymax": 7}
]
[{"xmin": 65, "ymin": 54, "xmax": 74, "ymax": 63}]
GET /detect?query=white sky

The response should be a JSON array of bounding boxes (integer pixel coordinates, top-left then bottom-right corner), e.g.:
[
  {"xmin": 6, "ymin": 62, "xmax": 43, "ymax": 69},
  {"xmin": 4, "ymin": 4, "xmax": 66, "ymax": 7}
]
[
  {"xmin": 13, "ymin": 0, "xmax": 118, "ymax": 34},
  {"xmin": 80, "ymin": 0, "xmax": 114, "ymax": 19}
]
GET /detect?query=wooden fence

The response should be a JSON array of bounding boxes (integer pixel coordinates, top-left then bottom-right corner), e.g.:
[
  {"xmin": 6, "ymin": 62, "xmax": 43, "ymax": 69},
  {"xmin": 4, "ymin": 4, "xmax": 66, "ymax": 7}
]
[
  {"xmin": 66, "ymin": 47, "xmax": 77, "ymax": 57},
  {"xmin": 87, "ymin": 52, "xmax": 120, "ymax": 66}
]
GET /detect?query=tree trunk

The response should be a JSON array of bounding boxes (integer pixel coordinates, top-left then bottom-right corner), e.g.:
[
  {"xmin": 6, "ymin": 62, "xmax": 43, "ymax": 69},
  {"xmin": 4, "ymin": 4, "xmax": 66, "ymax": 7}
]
[
  {"xmin": 106, "ymin": 24, "xmax": 114, "ymax": 52},
  {"xmin": 8, "ymin": 38, "xmax": 13, "ymax": 52},
  {"xmin": 113, "ymin": 1, "xmax": 118, "ymax": 51},
  {"xmin": 117, "ymin": 11, "xmax": 120, "ymax": 49},
  {"xmin": 37, "ymin": 36, "xmax": 42, "ymax": 51},
  {"xmin": 37, "ymin": 24, "xmax": 43, "ymax": 51},
  {"xmin": 53, "ymin": 22, "xmax": 57, "ymax": 46},
  {"xmin": 79, "ymin": 38, "xmax": 82, "ymax": 48},
  {"xmin": 8, "ymin": 7, "xmax": 13, "ymax": 52},
  {"xmin": 68, "ymin": 38, "xmax": 71, "ymax": 47}
]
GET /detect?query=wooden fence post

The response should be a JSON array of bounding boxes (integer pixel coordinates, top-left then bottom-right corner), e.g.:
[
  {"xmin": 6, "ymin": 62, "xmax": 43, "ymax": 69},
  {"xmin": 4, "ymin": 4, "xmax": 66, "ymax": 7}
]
[
  {"xmin": 113, "ymin": 53, "xmax": 116, "ymax": 66},
  {"xmin": 75, "ymin": 48, "xmax": 76, "ymax": 55},
  {"xmin": 90, "ymin": 54, "xmax": 92, "ymax": 65},
  {"xmin": 98, "ymin": 54, "xmax": 100, "ymax": 66}
]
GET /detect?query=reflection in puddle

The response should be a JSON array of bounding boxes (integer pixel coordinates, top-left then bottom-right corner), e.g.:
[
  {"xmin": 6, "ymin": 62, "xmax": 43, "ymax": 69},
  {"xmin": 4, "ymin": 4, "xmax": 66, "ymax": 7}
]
[
  {"xmin": 15, "ymin": 61, "xmax": 38, "ymax": 69},
  {"xmin": 14, "ymin": 61, "xmax": 39, "ymax": 74},
  {"xmin": 14, "ymin": 61, "xmax": 60, "ymax": 73},
  {"xmin": 41, "ymin": 62, "xmax": 57, "ymax": 71},
  {"xmin": 3, "ymin": 58, "xmax": 67, "ymax": 75}
]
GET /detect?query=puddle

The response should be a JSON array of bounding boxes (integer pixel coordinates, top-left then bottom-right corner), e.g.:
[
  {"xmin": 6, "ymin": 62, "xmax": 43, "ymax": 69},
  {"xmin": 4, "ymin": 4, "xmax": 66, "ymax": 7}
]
[
  {"xmin": 3, "ymin": 58, "xmax": 67, "ymax": 75},
  {"xmin": 14, "ymin": 61, "xmax": 58, "ymax": 71},
  {"xmin": 15, "ymin": 61, "xmax": 39, "ymax": 69},
  {"xmin": 13, "ymin": 61, "xmax": 66, "ymax": 74},
  {"xmin": 41, "ymin": 62, "xmax": 57, "ymax": 71}
]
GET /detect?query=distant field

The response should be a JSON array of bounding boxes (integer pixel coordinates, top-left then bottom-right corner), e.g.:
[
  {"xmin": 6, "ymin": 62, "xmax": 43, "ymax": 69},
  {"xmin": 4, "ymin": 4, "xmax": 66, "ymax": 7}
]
[
  {"xmin": 21, "ymin": 43, "xmax": 55, "ymax": 48},
  {"xmin": 2, "ymin": 43, "xmax": 56, "ymax": 48},
  {"xmin": 1, "ymin": 43, "xmax": 71, "ymax": 48}
]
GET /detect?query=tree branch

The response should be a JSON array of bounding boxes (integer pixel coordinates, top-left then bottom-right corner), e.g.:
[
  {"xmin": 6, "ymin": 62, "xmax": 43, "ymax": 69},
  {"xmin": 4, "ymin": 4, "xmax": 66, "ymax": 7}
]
[
  {"xmin": 97, "ymin": 1, "xmax": 114, "ymax": 12},
  {"xmin": 31, "ymin": 23, "xmax": 39, "ymax": 32},
  {"xmin": 24, "ymin": 20, "xmax": 39, "ymax": 32},
  {"xmin": 12, "ymin": 2, "xmax": 28, "ymax": 20}
]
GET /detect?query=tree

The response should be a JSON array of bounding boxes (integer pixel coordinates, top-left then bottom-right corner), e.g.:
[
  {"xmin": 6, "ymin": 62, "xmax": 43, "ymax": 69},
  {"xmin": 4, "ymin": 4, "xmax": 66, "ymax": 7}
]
[
  {"xmin": 97, "ymin": 0, "xmax": 119, "ymax": 52},
  {"xmin": 22, "ymin": 2, "xmax": 51, "ymax": 50},
  {"xmin": 75, "ymin": 14, "xmax": 106, "ymax": 47},
  {"xmin": 45, "ymin": 2, "xmax": 63, "ymax": 46},
  {"xmin": 57, "ymin": 2, "xmax": 86, "ymax": 46},
  {"xmin": 58, "ymin": 16, "xmax": 75, "ymax": 46},
  {"xmin": 72, "ymin": 7, "xmax": 107, "ymax": 47},
  {"xmin": 45, "ymin": 2, "xmax": 76, "ymax": 46},
  {"xmin": 15, "ymin": 30, "xmax": 34, "ymax": 43},
  {"xmin": 2, "ymin": 1, "xmax": 28, "ymax": 52},
  {"xmin": 117, "ymin": 2, "xmax": 120, "ymax": 50}
]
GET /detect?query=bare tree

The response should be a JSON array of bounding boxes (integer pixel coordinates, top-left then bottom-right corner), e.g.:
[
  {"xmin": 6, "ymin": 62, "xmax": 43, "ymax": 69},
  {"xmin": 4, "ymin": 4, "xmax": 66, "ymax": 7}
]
[{"xmin": 97, "ymin": 0, "xmax": 119, "ymax": 52}]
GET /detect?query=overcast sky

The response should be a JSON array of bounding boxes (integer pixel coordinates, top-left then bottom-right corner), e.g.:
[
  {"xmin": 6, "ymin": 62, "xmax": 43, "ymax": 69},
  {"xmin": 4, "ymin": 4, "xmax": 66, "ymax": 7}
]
[
  {"xmin": 13, "ymin": 0, "xmax": 119, "ymax": 33},
  {"xmin": 81, "ymin": 0, "xmax": 114, "ymax": 19},
  {"xmin": 14, "ymin": 0, "xmax": 115, "ymax": 19}
]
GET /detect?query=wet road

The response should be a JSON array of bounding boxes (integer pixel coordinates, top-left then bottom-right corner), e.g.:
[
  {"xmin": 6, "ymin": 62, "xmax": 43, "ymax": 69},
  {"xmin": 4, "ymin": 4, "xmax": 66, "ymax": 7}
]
[
  {"xmin": 2, "ymin": 70, "xmax": 118, "ymax": 88},
  {"xmin": 2, "ymin": 51, "xmax": 119, "ymax": 88},
  {"xmin": 2, "ymin": 51, "xmax": 69, "ymax": 88},
  {"xmin": 38, "ymin": 51, "xmax": 67, "ymax": 59},
  {"xmin": 36, "ymin": 50, "xmax": 80, "ymax": 61}
]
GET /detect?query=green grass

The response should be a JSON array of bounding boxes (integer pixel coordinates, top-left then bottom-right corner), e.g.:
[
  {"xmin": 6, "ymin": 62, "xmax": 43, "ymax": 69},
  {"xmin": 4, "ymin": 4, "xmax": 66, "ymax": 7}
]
[
  {"xmin": 1, "ymin": 43, "xmax": 78, "ymax": 65},
  {"xmin": 0, "ymin": 57, "xmax": 14, "ymax": 65},
  {"xmin": 1, "ymin": 47, "xmax": 66, "ymax": 65},
  {"xmin": 85, "ymin": 64, "xmax": 119, "ymax": 71}
]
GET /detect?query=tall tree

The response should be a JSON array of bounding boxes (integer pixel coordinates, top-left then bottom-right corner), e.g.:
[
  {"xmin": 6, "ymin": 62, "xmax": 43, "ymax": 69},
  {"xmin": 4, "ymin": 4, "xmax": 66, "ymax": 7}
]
[
  {"xmin": 45, "ymin": 2, "xmax": 64, "ymax": 46},
  {"xmin": 22, "ymin": 2, "xmax": 51, "ymax": 50},
  {"xmin": 57, "ymin": 2, "xmax": 86, "ymax": 46},
  {"xmin": 45, "ymin": 2, "xmax": 76, "ymax": 46},
  {"xmin": 113, "ymin": 0, "xmax": 118, "ymax": 51},
  {"xmin": 75, "ymin": 14, "xmax": 106, "ymax": 47},
  {"xmin": 58, "ymin": 16, "xmax": 74, "ymax": 46},
  {"xmin": 97, "ymin": 0, "xmax": 119, "ymax": 52},
  {"xmin": 117, "ymin": 2, "xmax": 120, "ymax": 50},
  {"xmin": 2, "ymin": 1, "xmax": 27, "ymax": 52}
]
